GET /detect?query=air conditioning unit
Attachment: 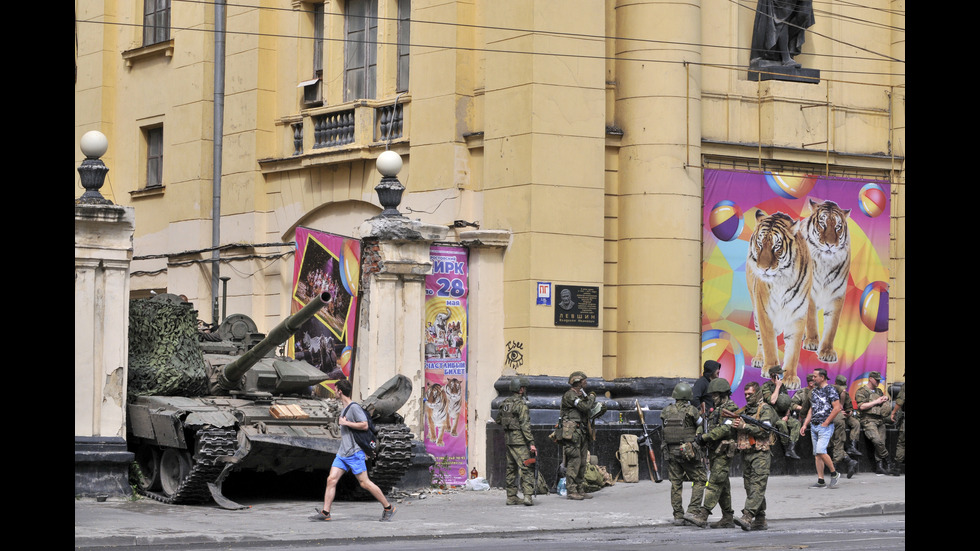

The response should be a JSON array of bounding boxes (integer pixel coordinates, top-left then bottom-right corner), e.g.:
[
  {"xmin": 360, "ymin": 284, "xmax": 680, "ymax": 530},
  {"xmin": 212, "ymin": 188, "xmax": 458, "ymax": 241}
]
[{"xmin": 299, "ymin": 78, "xmax": 322, "ymax": 108}]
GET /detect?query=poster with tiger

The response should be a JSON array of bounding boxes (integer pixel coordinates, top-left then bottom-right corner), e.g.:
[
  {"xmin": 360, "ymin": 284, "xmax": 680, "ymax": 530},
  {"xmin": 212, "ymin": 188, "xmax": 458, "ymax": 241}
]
[{"xmin": 702, "ymin": 170, "xmax": 890, "ymax": 406}]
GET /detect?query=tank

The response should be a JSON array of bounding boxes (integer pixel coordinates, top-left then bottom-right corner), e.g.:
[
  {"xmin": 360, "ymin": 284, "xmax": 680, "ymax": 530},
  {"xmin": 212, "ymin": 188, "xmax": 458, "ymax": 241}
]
[{"xmin": 126, "ymin": 292, "xmax": 414, "ymax": 509}]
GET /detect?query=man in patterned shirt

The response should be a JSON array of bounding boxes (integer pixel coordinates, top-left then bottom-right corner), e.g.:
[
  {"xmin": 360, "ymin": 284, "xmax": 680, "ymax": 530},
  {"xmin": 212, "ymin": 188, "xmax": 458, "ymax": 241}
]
[{"xmin": 801, "ymin": 368, "xmax": 842, "ymax": 489}]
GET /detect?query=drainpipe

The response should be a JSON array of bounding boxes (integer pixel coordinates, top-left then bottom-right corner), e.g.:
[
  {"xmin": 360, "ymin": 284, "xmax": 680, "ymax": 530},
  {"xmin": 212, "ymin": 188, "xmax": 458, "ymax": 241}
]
[{"xmin": 212, "ymin": 0, "xmax": 227, "ymax": 325}]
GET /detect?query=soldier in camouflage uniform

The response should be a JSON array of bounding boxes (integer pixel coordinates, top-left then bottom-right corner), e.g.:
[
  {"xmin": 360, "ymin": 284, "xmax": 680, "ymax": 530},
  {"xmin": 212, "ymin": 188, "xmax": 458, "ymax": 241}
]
[
  {"xmin": 684, "ymin": 378, "xmax": 738, "ymax": 528},
  {"xmin": 661, "ymin": 382, "xmax": 706, "ymax": 525},
  {"xmin": 495, "ymin": 377, "xmax": 537, "ymax": 505},
  {"xmin": 761, "ymin": 366, "xmax": 800, "ymax": 459},
  {"xmin": 889, "ymin": 381, "xmax": 904, "ymax": 475},
  {"xmin": 834, "ymin": 375, "xmax": 862, "ymax": 458},
  {"xmin": 787, "ymin": 373, "xmax": 815, "ymax": 442},
  {"xmin": 733, "ymin": 381, "xmax": 779, "ymax": 531},
  {"xmin": 560, "ymin": 371, "xmax": 596, "ymax": 500},
  {"xmin": 855, "ymin": 371, "xmax": 892, "ymax": 474},
  {"xmin": 830, "ymin": 375, "xmax": 859, "ymax": 478}
]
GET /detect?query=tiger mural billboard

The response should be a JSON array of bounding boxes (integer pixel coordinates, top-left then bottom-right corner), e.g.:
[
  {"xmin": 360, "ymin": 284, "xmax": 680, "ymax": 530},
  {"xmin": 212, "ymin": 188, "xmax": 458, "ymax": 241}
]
[{"xmin": 701, "ymin": 170, "xmax": 890, "ymax": 407}]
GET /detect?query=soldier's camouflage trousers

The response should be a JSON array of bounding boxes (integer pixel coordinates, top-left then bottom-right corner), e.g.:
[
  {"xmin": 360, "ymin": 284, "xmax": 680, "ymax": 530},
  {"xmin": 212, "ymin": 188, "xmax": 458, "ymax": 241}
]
[
  {"xmin": 860, "ymin": 417, "xmax": 889, "ymax": 461},
  {"xmin": 563, "ymin": 432, "xmax": 590, "ymax": 495},
  {"xmin": 775, "ymin": 417, "xmax": 799, "ymax": 449},
  {"xmin": 895, "ymin": 417, "xmax": 905, "ymax": 464},
  {"xmin": 701, "ymin": 451, "xmax": 734, "ymax": 516},
  {"xmin": 506, "ymin": 444, "xmax": 533, "ymax": 497},
  {"xmin": 741, "ymin": 448, "xmax": 770, "ymax": 517},
  {"xmin": 667, "ymin": 449, "xmax": 707, "ymax": 517}
]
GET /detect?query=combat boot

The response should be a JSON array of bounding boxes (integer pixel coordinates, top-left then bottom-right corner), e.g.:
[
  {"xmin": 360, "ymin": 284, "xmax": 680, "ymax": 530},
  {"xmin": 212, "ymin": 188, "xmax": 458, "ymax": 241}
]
[
  {"xmin": 683, "ymin": 508, "xmax": 709, "ymax": 528},
  {"xmin": 709, "ymin": 512, "xmax": 735, "ymax": 529},
  {"xmin": 750, "ymin": 514, "xmax": 768, "ymax": 531},
  {"xmin": 506, "ymin": 496, "xmax": 521, "ymax": 505},
  {"xmin": 567, "ymin": 492, "xmax": 585, "ymax": 500},
  {"xmin": 845, "ymin": 457, "xmax": 858, "ymax": 479},
  {"xmin": 875, "ymin": 460, "xmax": 889, "ymax": 475},
  {"xmin": 581, "ymin": 492, "xmax": 593, "ymax": 499},
  {"xmin": 785, "ymin": 443, "xmax": 801, "ymax": 460},
  {"xmin": 734, "ymin": 511, "xmax": 754, "ymax": 531},
  {"xmin": 890, "ymin": 461, "xmax": 903, "ymax": 476},
  {"xmin": 846, "ymin": 440, "xmax": 862, "ymax": 457},
  {"xmin": 523, "ymin": 495, "xmax": 534, "ymax": 506},
  {"xmin": 672, "ymin": 516, "xmax": 686, "ymax": 526}
]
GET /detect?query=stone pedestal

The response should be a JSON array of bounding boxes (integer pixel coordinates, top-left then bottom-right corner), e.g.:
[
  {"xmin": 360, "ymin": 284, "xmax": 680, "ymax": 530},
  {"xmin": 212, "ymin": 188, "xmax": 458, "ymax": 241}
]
[{"xmin": 75, "ymin": 203, "xmax": 136, "ymax": 497}]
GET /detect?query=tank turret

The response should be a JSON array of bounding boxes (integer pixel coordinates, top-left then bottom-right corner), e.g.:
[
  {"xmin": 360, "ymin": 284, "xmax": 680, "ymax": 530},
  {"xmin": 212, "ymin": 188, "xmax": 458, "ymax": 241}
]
[{"xmin": 212, "ymin": 292, "xmax": 331, "ymax": 395}]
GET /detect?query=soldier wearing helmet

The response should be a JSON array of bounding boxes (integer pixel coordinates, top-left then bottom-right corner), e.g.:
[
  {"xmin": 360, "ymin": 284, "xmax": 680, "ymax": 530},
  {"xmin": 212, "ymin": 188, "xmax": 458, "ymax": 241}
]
[
  {"xmin": 684, "ymin": 376, "xmax": 738, "ymax": 528},
  {"xmin": 558, "ymin": 370, "xmax": 596, "ymax": 500},
  {"xmin": 661, "ymin": 381, "xmax": 706, "ymax": 525},
  {"xmin": 495, "ymin": 376, "xmax": 536, "ymax": 505}
]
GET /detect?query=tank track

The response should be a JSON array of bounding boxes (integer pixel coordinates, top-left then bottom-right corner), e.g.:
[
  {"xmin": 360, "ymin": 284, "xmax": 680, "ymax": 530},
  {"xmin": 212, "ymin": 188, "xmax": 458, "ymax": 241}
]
[
  {"xmin": 338, "ymin": 423, "xmax": 414, "ymax": 500},
  {"xmin": 139, "ymin": 428, "xmax": 238, "ymax": 505}
]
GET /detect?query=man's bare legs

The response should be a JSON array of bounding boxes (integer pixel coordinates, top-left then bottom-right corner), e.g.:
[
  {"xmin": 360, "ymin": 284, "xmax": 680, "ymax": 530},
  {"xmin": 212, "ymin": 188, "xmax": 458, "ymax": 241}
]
[{"xmin": 321, "ymin": 467, "xmax": 391, "ymax": 513}]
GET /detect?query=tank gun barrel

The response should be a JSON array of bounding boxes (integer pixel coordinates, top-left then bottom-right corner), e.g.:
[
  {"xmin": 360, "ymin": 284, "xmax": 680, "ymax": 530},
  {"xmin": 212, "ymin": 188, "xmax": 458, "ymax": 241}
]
[{"xmin": 216, "ymin": 292, "xmax": 330, "ymax": 391}]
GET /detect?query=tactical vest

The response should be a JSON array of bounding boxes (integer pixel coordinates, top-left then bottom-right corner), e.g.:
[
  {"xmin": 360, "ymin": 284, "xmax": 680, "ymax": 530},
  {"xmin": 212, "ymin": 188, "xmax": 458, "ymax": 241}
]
[
  {"xmin": 497, "ymin": 396, "xmax": 521, "ymax": 430},
  {"xmin": 661, "ymin": 404, "xmax": 697, "ymax": 445},
  {"xmin": 735, "ymin": 403, "xmax": 773, "ymax": 451}
]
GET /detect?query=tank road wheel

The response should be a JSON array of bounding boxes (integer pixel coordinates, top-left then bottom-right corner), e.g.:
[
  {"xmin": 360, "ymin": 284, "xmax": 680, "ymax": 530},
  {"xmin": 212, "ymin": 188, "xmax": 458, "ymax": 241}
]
[
  {"xmin": 134, "ymin": 446, "xmax": 161, "ymax": 492},
  {"xmin": 160, "ymin": 448, "xmax": 192, "ymax": 498}
]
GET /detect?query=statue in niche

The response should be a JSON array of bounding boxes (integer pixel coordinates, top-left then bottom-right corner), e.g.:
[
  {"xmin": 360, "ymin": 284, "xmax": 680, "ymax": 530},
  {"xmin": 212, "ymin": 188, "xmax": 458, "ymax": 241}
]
[{"xmin": 750, "ymin": 0, "xmax": 815, "ymax": 69}]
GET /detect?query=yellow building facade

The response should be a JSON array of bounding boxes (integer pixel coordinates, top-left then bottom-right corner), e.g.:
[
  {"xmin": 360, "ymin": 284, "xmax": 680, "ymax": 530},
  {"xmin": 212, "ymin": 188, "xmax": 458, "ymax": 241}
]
[{"xmin": 76, "ymin": 0, "xmax": 905, "ymax": 402}]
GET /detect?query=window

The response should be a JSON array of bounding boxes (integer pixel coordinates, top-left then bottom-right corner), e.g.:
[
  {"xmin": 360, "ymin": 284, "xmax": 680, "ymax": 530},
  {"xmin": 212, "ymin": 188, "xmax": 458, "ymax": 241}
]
[
  {"xmin": 344, "ymin": 0, "xmax": 378, "ymax": 101},
  {"xmin": 145, "ymin": 126, "xmax": 163, "ymax": 188},
  {"xmin": 313, "ymin": 2, "xmax": 324, "ymax": 78},
  {"xmin": 143, "ymin": 0, "xmax": 171, "ymax": 46},
  {"xmin": 397, "ymin": 0, "xmax": 410, "ymax": 92}
]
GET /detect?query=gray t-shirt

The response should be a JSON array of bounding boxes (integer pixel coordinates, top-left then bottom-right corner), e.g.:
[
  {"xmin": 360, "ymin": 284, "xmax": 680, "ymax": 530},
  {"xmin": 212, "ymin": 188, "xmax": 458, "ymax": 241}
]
[{"xmin": 339, "ymin": 402, "xmax": 368, "ymax": 457}]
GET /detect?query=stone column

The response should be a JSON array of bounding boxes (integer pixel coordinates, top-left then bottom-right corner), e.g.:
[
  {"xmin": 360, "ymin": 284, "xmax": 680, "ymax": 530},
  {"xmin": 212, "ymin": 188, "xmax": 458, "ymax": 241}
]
[
  {"xmin": 74, "ymin": 201, "xmax": 136, "ymax": 497},
  {"xmin": 459, "ymin": 229, "xmax": 511, "ymax": 476},
  {"xmin": 354, "ymin": 217, "xmax": 449, "ymax": 438},
  {"xmin": 614, "ymin": 0, "xmax": 703, "ymax": 377}
]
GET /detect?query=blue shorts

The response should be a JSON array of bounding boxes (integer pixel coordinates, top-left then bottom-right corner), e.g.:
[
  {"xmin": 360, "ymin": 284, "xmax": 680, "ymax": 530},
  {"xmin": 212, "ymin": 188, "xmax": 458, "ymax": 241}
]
[
  {"xmin": 332, "ymin": 449, "xmax": 368, "ymax": 474},
  {"xmin": 811, "ymin": 423, "xmax": 833, "ymax": 455}
]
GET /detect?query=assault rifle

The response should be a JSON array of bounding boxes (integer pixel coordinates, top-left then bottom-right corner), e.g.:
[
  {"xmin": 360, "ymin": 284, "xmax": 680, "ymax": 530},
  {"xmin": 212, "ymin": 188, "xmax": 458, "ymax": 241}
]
[
  {"xmin": 635, "ymin": 400, "xmax": 663, "ymax": 483},
  {"xmin": 523, "ymin": 449, "xmax": 540, "ymax": 497},
  {"xmin": 720, "ymin": 409, "xmax": 790, "ymax": 439}
]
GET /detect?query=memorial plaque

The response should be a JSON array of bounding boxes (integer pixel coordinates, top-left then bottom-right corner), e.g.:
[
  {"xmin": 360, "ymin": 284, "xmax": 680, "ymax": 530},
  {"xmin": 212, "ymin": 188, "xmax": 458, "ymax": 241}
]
[{"xmin": 554, "ymin": 285, "xmax": 599, "ymax": 327}]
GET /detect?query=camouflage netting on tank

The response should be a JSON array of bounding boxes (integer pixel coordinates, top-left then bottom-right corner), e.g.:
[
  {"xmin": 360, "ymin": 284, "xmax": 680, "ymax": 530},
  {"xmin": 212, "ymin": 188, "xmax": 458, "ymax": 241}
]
[{"xmin": 128, "ymin": 299, "xmax": 209, "ymax": 396}]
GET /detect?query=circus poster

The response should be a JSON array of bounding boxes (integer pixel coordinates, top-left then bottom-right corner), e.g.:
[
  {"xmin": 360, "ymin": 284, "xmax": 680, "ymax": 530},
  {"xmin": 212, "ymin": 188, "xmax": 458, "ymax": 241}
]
[
  {"xmin": 701, "ymin": 170, "xmax": 891, "ymax": 406},
  {"xmin": 290, "ymin": 227, "xmax": 360, "ymax": 396},
  {"xmin": 423, "ymin": 245, "xmax": 469, "ymax": 486}
]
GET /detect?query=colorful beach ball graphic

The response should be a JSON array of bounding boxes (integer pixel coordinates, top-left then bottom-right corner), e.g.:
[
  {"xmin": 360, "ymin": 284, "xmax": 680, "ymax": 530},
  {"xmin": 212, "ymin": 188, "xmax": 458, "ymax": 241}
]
[
  {"xmin": 701, "ymin": 329, "xmax": 745, "ymax": 389},
  {"xmin": 339, "ymin": 240, "xmax": 360, "ymax": 297},
  {"xmin": 764, "ymin": 172, "xmax": 816, "ymax": 200},
  {"xmin": 858, "ymin": 183, "xmax": 887, "ymax": 218},
  {"xmin": 859, "ymin": 281, "xmax": 889, "ymax": 332},
  {"xmin": 709, "ymin": 200, "xmax": 744, "ymax": 242},
  {"xmin": 339, "ymin": 346, "xmax": 353, "ymax": 378}
]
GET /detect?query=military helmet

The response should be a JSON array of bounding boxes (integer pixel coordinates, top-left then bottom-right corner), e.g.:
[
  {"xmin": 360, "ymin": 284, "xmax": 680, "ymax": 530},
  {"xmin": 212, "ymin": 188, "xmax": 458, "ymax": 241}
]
[
  {"xmin": 835, "ymin": 375, "xmax": 848, "ymax": 386},
  {"xmin": 775, "ymin": 392, "xmax": 791, "ymax": 411},
  {"xmin": 706, "ymin": 377, "xmax": 731, "ymax": 394},
  {"xmin": 568, "ymin": 371, "xmax": 587, "ymax": 385},
  {"xmin": 509, "ymin": 376, "xmax": 529, "ymax": 392},
  {"xmin": 672, "ymin": 382, "xmax": 694, "ymax": 401}
]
